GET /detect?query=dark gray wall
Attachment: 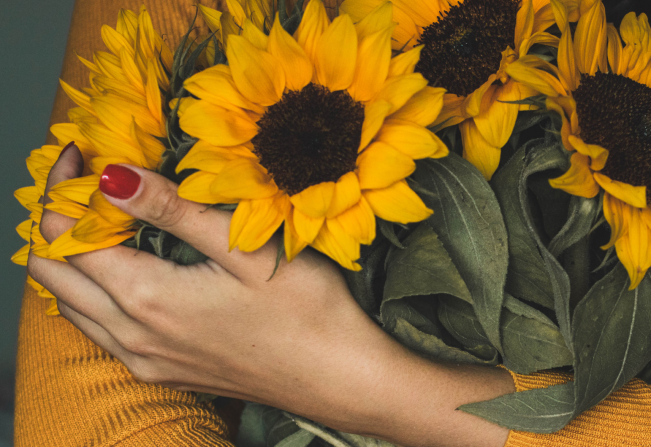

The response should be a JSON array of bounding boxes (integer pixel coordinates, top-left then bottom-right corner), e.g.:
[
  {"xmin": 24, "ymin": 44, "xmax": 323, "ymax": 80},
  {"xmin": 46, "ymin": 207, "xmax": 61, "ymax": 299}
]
[{"xmin": 0, "ymin": 0, "xmax": 76, "ymax": 442}]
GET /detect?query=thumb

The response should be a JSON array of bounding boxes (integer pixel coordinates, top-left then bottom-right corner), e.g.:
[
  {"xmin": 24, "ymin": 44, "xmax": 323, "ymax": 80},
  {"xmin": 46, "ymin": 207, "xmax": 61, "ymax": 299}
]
[{"xmin": 99, "ymin": 164, "xmax": 234, "ymax": 263}]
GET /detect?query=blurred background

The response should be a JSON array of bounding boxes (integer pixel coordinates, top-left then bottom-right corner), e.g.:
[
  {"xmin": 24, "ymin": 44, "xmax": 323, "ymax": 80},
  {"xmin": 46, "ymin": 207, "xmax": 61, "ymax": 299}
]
[
  {"xmin": 0, "ymin": 0, "xmax": 649, "ymax": 446},
  {"xmin": 0, "ymin": 0, "xmax": 75, "ymax": 445}
]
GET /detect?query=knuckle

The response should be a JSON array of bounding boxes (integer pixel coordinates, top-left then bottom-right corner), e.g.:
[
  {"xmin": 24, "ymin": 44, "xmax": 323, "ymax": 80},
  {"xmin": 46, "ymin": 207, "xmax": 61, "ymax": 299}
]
[
  {"xmin": 149, "ymin": 186, "xmax": 186, "ymax": 228},
  {"xmin": 115, "ymin": 333, "xmax": 155, "ymax": 357},
  {"xmin": 119, "ymin": 281, "xmax": 161, "ymax": 321},
  {"xmin": 127, "ymin": 360, "xmax": 162, "ymax": 384},
  {"xmin": 39, "ymin": 210, "xmax": 70, "ymax": 244}
]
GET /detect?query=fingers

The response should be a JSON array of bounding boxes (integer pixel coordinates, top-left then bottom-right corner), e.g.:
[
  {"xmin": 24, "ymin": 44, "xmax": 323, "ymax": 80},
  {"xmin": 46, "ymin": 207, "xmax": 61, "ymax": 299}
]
[
  {"xmin": 99, "ymin": 164, "xmax": 266, "ymax": 276},
  {"xmin": 39, "ymin": 143, "xmax": 84, "ymax": 243}
]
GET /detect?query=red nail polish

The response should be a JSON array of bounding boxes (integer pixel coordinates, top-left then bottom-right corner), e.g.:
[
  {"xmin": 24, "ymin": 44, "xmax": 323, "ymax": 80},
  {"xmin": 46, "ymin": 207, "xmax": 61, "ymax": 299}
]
[
  {"xmin": 99, "ymin": 164, "xmax": 141, "ymax": 200},
  {"xmin": 59, "ymin": 141, "xmax": 76, "ymax": 158}
]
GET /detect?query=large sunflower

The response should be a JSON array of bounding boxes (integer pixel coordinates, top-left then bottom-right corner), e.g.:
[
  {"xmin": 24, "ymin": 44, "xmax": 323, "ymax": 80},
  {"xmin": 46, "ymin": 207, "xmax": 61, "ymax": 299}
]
[
  {"xmin": 507, "ymin": 0, "xmax": 651, "ymax": 289},
  {"xmin": 177, "ymin": 0, "xmax": 449, "ymax": 270},
  {"xmin": 13, "ymin": 6, "xmax": 171, "ymax": 311},
  {"xmin": 341, "ymin": 0, "xmax": 572, "ymax": 180}
]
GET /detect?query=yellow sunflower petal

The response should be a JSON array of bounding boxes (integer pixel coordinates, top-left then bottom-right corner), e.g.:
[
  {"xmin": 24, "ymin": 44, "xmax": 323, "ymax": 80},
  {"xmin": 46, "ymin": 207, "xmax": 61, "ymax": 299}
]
[
  {"xmin": 573, "ymin": 0, "xmax": 607, "ymax": 75},
  {"xmin": 89, "ymin": 156, "xmax": 133, "ymax": 176},
  {"xmin": 327, "ymin": 172, "xmax": 362, "ymax": 218},
  {"xmin": 284, "ymin": 208, "xmax": 309, "ymax": 262},
  {"xmin": 44, "ymin": 201, "xmax": 88, "ymax": 220},
  {"xmin": 14, "ymin": 186, "xmax": 41, "ymax": 209},
  {"xmin": 292, "ymin": 209, "xmax": 325, "ymax": 243},
  {"xmin": 212, "ymin": 158, "xmax": 278, "ymax": 200},
  {"xmin": 333, "ymin": 196, "xmax": 376, "ymax": 244},
  {"xmin": 184, "ymin": 65, "xmax": 265, "ymax": 114},
  {"xmin": 593, "ymin": 172, "xmax": 647, "ymax": 208},
  {"xmin": 473, "ymin": 80, "xmax": 521, "ymax": 148},
  {"xmin": 16, "ymin": 219, "xmax": 32, "ymax": 242},
  {"xmin": 89, "ymin": 190, "xmax": 136, "ymax": 227},
  {"xmin": 459, "ymin": 120, "xmax": 501, "ymax": 181},
  {"xmin": 92, "ymin": 94, "xmax": 163, "ymax": 139},
  {"xmin": 391, "ymin": 0, "xmax": 441, "ymax": 27},
  {"xmin": 48, "ymin": 228, "xmax": 134, "ymax": 258},
  {"xmin": 567, "ymin": 135, "xmax": 608, "ymax": 171},
  {"xmin": 295, "ymin": 0, "xmax": 330, "ymax": 62},
  {"xmin": 312, "ymin": 224, "xmax": 361, "ymax": 271},
  {"xmin": 357, "ymin": 141, "xmax": 416, "ymax": 189},
  {"xmin": 615, "ymin": 207, "xmax": 651, "ymax": 290},
  {"xmin": 268, "ymin": 15, "xmax": 313, "ymax": 91},
  {"xmin": 325, "ymin": 218, "xmax": 363, "ymax": 261},
  {"xmin": 198, "ymin": 4, "xmax": 223, "ymax": 34},
  {"xmin": 363, "ymin": 179, "xmax": 432, "ymax": 224},
  {"xmin": 242, "ymin": 18, "xmax": 269, "ymax": 50},
  {"xmin": 176, "ymin": 141, "xmax": 249, "ymax": 175},
  {"xmin": 11, "ymin": 244, "xmax": 30, "ymax": 266},
  {"xmin": 117, "ymin": 9, "xmax": 138, "ymax": 45},
  {"xmin": 376, "ymin": 119, "xmax": 447, "ymax": 159},
  {"xmin": 178, "ymin": 171, "xmax": 238, "ymax": 205},
  {"xmin": 353, "ymin": 1, "xmax": 394, "ymax": 39},
  {"xmin": 388, "ymin": 45, "xmax": 423, "ymax": 78},
  {"xmin": 607, "ymin": 23, "xmax": 624, "ymax": 75},
  {"xmin": 390, "ymin": 86, "xmax": 445, "ymax": 127},
  {"xmin": 373, "ymin": 73, "xmax": 428, "ymax": 114},
  {"xmin": 78, "ymin": 122, "xmax": 146, "ymax": 166},
  {"xmin": 549, "ymin": 153, "xmax": 601, "ymax": 198},
  {"xmin": 60, "ymin": 80, "xmax": 95, "ymax": 116},
  {"xmin": 71, "ymin": 210, "xmax": 127, "ymax": 243},
  {"xmin": 315, "ymin": 14, "xmax": 357, "ymax": 91},
  {"xmin": 180, "ymin": 100, "xmax": 258, "ymax": 147},
  {"xmin": 230, "ymin": 194, "xmax": 289, "ymax": 252},
  {"xmin": 48, "ymin": 175, "xmax": 100, "ymax": 206},
  {"xmin": 515, "ymin": 0, "xmax": 534, "ymax": 51},
  {"xmin": 349, "ymin": 25, "xmax": 394, "ymax": 102},
  {"xmin": 227, "ymin": 35, "xmax": 285, "ymax": 107},
  {"xmin": 505, "ymin": 56, "xmax": 567, "ymax": 97},
  {"xmin": 602, "ymin": 193, "xmax": 627, "ymax": 249},
  {"xmin": 290, "ymin": 181, "xmax": 336, "ymax": 218},
  {"xmin": 555, "ymin": 12, "xmax": 580, "ymax": 90},
  {"xmin": 359, "ymin": 100, "xmax": 392, "ymax": 152}
]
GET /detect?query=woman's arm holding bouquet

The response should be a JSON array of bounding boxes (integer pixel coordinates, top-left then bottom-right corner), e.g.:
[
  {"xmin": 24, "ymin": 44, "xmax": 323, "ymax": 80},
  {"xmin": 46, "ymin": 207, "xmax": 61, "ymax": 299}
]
[{"xmin": 28, "ymin": 147, "xmax": 515, "ymax": 447}]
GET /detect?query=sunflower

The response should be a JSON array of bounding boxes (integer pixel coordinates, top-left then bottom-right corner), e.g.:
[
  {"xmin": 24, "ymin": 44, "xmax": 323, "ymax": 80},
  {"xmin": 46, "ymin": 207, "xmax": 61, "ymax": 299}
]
[
  {"xmin": 506, "ymin": 0, "xmax": 651, "ymax": 289},
  {"xmin": 13, "ymin": 6, "xmax": 172, "ymax": 310},
  {"xmin": 341, "ymin": 0, "xmax": 574, "ymax": 180},
  {"xmin": 177, "ymin": 0, "xmax": 448, "ymax": 270}
]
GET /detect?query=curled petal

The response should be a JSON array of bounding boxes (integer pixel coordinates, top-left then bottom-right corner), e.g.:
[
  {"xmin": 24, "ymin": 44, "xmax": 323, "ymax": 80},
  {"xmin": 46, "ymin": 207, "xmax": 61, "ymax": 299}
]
[{"xmin": 549, "ymin": 153, "xmax": 600, "ymax": 198}]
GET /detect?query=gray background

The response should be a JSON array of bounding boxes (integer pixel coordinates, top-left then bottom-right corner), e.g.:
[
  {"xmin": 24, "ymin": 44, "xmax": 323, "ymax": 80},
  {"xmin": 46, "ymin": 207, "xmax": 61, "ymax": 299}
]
[{"xmin": 0, "ymin": 0, "xmax": 76, "ymax": 443}]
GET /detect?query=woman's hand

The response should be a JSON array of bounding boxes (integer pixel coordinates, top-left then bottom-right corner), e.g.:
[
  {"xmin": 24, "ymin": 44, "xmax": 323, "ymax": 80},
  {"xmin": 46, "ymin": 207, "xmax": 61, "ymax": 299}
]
[{"xmin": 27, "ymin": 145, "xmax": 514, "ymax": 447}]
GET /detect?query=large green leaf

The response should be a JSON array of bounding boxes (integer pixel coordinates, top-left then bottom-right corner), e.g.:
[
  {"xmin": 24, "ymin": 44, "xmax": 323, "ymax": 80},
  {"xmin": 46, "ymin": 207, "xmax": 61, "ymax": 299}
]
[
  {"xmin": 459, "ymin": 382, "xmax": 576, "ymax": 433},
  {"xmin": 572, "ymin": 264, "xmax": 651, "ymax": 414},
  {"xmin": 383, "ymin": 224, "xmax": 472, "ymax": 306},
  {"xmin": 438, "ymin": 297, "xmax": 491, "ymax": 350},
  {"xmin": 491, "ymin": 146, "xmax": 555, "ymax": 309},
  {"xmin": 517, "ymin": 142, "xmax": 574, "ymax": 351},
  {"xmin": 547, "ymin": 195, "xmax": 600, "ymax": 258},
  {"xmin": 413, "ymin": 154, "xmax": 509, "ymax": 353},
  {"xmin": 393, "ymin": 318, "xmax": 498, "ymax": 365}
]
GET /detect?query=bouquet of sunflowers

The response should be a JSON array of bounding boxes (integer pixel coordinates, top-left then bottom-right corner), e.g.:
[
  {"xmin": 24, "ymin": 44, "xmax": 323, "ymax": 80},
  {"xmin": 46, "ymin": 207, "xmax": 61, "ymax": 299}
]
[{"xmin": 13, "ymin": 0, "xmax": 651, "ymax": 442}]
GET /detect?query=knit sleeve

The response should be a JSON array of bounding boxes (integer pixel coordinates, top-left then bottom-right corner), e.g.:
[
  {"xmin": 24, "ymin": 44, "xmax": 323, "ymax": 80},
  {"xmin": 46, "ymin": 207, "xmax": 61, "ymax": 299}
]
[
  {"xmin": 14, "ymin": 282, "xmax": 241, "ymax": 446},
  {"xmin": 504, "ymin": 369, "xmax": 651, "ymax": 446}
]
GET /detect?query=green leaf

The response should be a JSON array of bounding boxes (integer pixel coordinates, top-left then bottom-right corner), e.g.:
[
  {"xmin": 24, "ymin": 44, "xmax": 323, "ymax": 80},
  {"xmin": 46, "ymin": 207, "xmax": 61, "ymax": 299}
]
[
  {"xmin": 413, "ymin": 154, "xmax": 509, "ymax": 353},
  {"xmin": 393, "ymin": 318, "xmax": 498, "ymax": 365},
  {"xmin": 377, "ymin": 218, "xmax": 406, "ymax": 249},
  {"xmin": 502, "ymin": 294, "xmax": 556, "ymax": 328},
  {"xmin": 547, "ymin": 195, "xmax": 599, "ymax": 258},
  {"xmin": 170, "ymin": 240, "xmax": 209, "ymax": 266},
  {"xmin": 342, "ymin": 238, "xmax": 391, "ymax": 316},
  {"xmin": 501, "ymin": 305, "xmax": 573, "ymax": 374},
  {"xmin": 383, "ymin": 223, "xmax": 472, "ymax": 306},
  {"xmin": 459, "ymin": 382, "xmax": 576, "ymax": 433},
  {"xmin": 572, "ymin": 264, "xmax": 651, "ymax": 414},
  {"xmin": 437, "ymin": 297, "xmax": 491, "ymax": 349},
  {"xmin": 491, "ymin": 146, "xmax": 555, "ymax": 309},
  {"xmin": 517, "ymin": 142, "xmax": 574, "ymax": 351}
]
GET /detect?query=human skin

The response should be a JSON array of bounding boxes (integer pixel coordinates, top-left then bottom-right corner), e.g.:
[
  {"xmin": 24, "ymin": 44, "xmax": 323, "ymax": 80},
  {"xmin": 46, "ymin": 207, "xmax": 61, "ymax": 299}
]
[
  {"xmin": 28, "ymin": 147, "xmax": 515, "ymax": 447},
  {"xmin": 27, "ymin": 1, "xmax": 515, "ymax": 445}
]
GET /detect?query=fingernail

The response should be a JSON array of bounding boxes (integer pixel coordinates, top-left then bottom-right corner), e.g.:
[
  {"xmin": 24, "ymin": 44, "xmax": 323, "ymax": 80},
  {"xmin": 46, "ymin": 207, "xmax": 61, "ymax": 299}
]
[
  {"xmin": 99, "ymin": 164, "xmax": 141, "ymax": 200},
  {"xmin": 59, "ymin": 141, "xmax": 76, "ymax": 158}
]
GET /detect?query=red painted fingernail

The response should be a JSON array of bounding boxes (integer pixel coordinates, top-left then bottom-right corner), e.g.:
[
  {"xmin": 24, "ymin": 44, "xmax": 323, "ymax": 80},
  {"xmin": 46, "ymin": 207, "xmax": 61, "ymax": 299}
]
[
  {"xmin": 59, "ymin": 141, "xmax": 76, "ymax": 158},
  {"xmin": 99, "ymin": 164, "xmax": 141, "ymax": 200}
]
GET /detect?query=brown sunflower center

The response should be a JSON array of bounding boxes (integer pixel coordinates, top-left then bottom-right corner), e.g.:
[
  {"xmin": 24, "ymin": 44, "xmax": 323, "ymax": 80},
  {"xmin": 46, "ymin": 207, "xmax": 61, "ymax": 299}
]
[
  {"xmin": 574, "ymin": 72, "xmax": 651, "ymax": 200},
  {"xmin": 251, "ymin": 83, "xmax": 364, "ymax": 196},
  {"xmin": 415, "ymin": 0, "xmax": 519, "ymax": 97}
]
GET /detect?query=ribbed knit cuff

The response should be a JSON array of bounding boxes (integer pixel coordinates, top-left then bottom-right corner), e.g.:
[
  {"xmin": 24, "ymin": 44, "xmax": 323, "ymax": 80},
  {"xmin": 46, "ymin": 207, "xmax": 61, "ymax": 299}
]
[{"xmin": 503, "ymin": 369, "xmax": 651, "ymax": 446}]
